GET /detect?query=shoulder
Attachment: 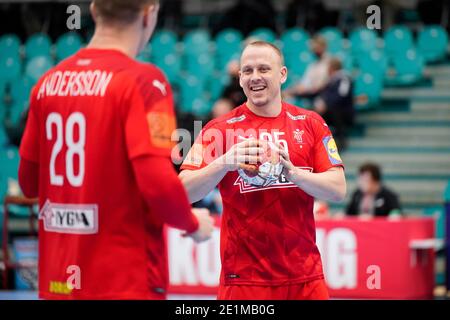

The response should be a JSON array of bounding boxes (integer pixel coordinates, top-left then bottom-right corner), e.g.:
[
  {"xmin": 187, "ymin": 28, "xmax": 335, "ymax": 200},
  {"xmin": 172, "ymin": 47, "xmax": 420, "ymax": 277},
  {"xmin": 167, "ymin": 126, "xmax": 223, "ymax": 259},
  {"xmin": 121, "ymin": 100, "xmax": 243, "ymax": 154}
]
[
  {"xmin": 284, "ymin": 102, "xmax": 327, "ymax": 127},
  {"xmin": 380, "ymin": 186, "xmax": 399, "ymax": 199},
  {"xmin": 202, "ymin": 104, "xmax": 247, "ymax": 131}
]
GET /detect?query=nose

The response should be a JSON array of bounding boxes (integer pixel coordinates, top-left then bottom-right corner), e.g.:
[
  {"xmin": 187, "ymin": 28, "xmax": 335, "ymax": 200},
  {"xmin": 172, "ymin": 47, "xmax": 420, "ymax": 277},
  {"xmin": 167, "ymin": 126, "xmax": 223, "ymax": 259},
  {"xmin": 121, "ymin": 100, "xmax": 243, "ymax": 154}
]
[{"xmin": 249, "ymin": 70, "xmax": 262, "ymax": 82}]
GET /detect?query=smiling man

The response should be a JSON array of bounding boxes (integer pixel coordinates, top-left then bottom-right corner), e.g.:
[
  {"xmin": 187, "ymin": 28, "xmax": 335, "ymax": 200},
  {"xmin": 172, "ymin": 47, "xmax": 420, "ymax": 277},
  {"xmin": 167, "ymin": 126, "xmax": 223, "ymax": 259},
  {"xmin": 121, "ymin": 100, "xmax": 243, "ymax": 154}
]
[{"xmin": 179, "ymin": 41, "xmax": 346, "ymax": 300}]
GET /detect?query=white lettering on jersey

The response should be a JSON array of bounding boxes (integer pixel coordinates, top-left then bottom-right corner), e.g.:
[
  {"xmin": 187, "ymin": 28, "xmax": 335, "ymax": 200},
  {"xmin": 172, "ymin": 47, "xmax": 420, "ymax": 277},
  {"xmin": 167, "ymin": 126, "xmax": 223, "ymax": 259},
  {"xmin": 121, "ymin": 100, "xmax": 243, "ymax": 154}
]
[
  {"xmin": 226, "ymin": 115, "xmax": 246, "ymax": 124},
  {"xmin": 37, "ymin": 70, "xmax": 113, "ymax": 99},
  {"xmin": 286, "ymin": 111, "xmax": 306, "ymax": 121},
  {"xmin": 39, "ymin": 200, "xmax": 98, "ymax": 234},
  {"xmin": 152, "ymin": 79, "xmax": 167, "ymax": 96}
]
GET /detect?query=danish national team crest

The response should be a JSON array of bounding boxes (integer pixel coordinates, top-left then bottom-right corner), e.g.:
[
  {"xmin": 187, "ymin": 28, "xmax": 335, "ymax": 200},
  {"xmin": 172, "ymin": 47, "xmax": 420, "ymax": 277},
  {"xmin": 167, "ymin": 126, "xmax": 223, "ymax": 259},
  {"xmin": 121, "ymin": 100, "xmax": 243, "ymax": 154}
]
[
  {"xmin": 322, "ymin": 136, "xmax": 342, "ymax": 165},
  {"xmin": 293, "ymin": 129, "xmax": 304, "ymax": 144}
]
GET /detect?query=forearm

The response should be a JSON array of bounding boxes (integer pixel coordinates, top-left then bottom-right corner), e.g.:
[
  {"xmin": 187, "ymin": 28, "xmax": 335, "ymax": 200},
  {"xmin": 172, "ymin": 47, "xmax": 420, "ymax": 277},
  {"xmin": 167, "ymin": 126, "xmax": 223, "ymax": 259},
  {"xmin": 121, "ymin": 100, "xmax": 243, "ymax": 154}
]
[
  {"xmin": 290, "ymin": 168, "xmax": 346, "ymax": 202},
  {"xmin": 179, "ymin": 158, "xmax": 228, "ymax": 203},
  {"xmin": 133, "ymin": 156, "xmax": 198, "ymax": 233}
]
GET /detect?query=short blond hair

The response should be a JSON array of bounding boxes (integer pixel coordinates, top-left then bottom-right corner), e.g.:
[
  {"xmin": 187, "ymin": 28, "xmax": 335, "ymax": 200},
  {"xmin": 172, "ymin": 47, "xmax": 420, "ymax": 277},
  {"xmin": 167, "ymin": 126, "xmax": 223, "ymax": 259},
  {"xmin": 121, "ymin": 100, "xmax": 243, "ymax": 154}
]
[{"xmin": 242, "ymin": 41, "xmax": 285, "ymax": 66}]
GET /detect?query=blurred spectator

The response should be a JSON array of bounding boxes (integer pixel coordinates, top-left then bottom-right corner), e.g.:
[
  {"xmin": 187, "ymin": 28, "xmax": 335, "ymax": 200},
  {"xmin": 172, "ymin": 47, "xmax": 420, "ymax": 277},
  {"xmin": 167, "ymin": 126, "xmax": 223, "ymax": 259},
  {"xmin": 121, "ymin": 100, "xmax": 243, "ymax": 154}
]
[
  {"xmin": 313, "ymin": 57, "xmax": 354, "ymax": 150},
  {"xmin": 346, "ymin": 163, "xmax": 402, "ymax": 218},
  {"xmin": 284, "ymin": 36, "xmax": 331, "ymax": 98},
  {"xmin": 213, "ymin": 0, "xmax": 276, "ymax": 36},
  {"xmin": 210, "ymin": 60, "xmax": 246, "ymax": 120}
]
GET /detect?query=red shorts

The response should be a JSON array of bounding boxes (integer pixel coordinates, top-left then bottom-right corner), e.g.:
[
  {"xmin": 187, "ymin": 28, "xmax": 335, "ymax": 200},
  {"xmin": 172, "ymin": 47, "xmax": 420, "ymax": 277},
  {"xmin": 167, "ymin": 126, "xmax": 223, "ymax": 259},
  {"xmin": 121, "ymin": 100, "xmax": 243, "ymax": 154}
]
[{"xmin": 217, "ymin": 279, "xmax": 329, "ymax": 300}]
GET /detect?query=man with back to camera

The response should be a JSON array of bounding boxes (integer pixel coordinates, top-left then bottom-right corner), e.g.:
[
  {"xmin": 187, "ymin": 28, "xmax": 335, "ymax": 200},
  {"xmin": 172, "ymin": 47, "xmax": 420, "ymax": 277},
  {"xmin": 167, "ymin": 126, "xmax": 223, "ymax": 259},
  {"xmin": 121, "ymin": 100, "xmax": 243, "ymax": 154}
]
[
  {"xmin": 18, "ymin": 0, "xmax": 214, "ymax": 299},
  {"xmin": 179, "ymin": 41, "xmax": 347, "ymax": 300}
]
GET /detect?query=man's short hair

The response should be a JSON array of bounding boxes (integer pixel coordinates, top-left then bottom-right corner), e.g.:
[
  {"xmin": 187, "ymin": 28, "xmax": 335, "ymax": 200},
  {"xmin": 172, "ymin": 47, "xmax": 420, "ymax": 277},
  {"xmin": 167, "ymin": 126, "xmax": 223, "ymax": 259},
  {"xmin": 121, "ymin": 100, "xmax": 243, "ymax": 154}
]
[
  {"xmin": 93, "ymin": 0, "xmax": 158, "ymax": 24},
  {"xmin": 359, "ymin": 162, "xmax": 382, "ymax": 182},
  {"xmin": 329, "ymin": 57, "xmax": 342, "ymax": 71},
  {"xmin": 311, "ymin": 35, "xmax": 327, "ymax": 49},
  {"xmin": 241, "ymin": 41, "xmax": 285, "ymax": 66}
]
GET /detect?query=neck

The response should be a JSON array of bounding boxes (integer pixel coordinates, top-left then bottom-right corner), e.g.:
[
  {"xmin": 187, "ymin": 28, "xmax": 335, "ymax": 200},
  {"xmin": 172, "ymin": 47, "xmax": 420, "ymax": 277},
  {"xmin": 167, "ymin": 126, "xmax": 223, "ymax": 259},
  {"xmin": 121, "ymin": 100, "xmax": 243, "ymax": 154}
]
[
  {"xmin": 246, "ymin": 96, "xmax": 283, "ymax": 117},
  {"xmin": 87, "ymin": 24, "xmax": 141, "ymax": 58}
]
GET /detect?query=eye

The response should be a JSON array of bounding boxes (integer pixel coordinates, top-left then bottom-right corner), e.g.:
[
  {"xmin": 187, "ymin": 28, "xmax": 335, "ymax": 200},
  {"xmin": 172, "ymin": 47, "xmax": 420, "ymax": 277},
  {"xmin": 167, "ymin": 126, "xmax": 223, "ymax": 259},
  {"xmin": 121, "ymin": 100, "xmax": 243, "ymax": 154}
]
[
  {"xmin": 242, "ymin": 68, "xmax": 252, "ymax": 75},
  {"xmin": 260, "ymin": 67, "xmax": 270, "ymax": 73}
]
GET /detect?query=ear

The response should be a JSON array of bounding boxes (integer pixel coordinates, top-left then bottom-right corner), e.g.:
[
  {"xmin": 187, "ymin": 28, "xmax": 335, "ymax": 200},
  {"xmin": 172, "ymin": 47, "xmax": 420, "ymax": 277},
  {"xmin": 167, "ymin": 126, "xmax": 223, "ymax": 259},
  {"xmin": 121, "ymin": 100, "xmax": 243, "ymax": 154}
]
[
  {"xmin": 89, "ymin": 2, "xmax": 97, "ymax": 22},
  {"xmin": 142, "ymin": 6, "xmax": 150, "ymax": 28},
  {"xmin": 238, "ymin": 70, "xmax": 244, "ymax": 88},
  {"xmin": 280, "ymin": 66, "xmax": 288, "ymax": 84}
]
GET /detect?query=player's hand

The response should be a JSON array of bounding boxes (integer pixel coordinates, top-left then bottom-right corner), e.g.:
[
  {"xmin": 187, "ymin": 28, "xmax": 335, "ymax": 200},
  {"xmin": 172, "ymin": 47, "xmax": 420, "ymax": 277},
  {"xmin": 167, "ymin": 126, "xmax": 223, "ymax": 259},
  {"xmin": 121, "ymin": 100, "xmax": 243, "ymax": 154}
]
[
  {"xmin": 218, "ymin": 138, "xmax": 264, "ymax": 172},
  {"xmin": 274, "ymin": 142, "xmax": 299, "ymax": 184},
  {"xmin": 185, "ymin": 208, "xmax": 214, "ymax": 243}
]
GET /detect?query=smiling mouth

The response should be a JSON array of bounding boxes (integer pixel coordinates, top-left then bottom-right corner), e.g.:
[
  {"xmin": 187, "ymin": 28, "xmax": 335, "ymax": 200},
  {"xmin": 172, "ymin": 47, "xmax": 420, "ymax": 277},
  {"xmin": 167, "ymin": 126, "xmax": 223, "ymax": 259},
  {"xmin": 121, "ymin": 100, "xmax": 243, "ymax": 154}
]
[{"xmin": 250, "ymin": 85, "xmax": 266, "ymax": 92}]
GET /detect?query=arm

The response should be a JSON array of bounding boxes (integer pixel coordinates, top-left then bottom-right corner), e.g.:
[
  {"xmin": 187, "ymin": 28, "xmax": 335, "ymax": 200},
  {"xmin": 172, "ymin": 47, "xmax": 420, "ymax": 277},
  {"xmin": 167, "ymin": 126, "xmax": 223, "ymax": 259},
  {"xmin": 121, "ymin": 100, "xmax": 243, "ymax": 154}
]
[
  {"xmin": 18, "ymin": 158, "xmax": 39, "ymax": 198},
  {"xmin": 279, "ymin": 148, "xmax": 346, "ymax": 202},
  {"xmin": 180, "ymin": 139, "xmax": 263, "ymax": 203},
  {"xmin": 132, "ymin": 155, "xmax": 201, "ymax": 234}
]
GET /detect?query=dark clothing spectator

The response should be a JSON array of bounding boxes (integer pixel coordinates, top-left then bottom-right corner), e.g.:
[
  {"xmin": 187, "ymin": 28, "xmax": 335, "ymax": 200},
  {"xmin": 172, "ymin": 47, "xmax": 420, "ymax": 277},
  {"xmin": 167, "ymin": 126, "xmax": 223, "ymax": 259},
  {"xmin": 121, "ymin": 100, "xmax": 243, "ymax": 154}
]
[
  {"xmin": 346, "ymin": 186, "xmax": 402, "ymax": 217},
  {"xmin": 317, "ymin": 70, "xmax": 355, "ymax": 150}
]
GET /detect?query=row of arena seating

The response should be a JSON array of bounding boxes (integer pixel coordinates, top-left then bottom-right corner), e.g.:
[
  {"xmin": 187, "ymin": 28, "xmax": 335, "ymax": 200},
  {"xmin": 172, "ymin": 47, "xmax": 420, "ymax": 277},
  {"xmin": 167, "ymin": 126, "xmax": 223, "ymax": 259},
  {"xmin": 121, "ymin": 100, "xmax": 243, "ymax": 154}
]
[{"xmin": 0, "ymin": 25, "xmax": 449, "ymax": 122}]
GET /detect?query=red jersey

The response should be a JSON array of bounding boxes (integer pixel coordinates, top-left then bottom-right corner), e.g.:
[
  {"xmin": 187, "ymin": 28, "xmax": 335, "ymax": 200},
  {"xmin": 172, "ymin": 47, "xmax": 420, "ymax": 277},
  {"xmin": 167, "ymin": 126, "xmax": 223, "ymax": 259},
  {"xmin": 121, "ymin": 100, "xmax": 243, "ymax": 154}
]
[
  {"xmin": 181, "ymin": 102, "xmax": 344, "ymax": 286},
  {"xmin": 20, "ymin": 48, "xmax": 178, "ymax": 299}
]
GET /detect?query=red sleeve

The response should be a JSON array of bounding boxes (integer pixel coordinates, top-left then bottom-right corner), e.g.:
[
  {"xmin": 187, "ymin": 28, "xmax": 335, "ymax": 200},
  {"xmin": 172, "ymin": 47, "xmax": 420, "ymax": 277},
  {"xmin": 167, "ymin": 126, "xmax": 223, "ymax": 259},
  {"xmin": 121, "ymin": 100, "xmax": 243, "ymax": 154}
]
[
  {"xmin": 123, "ymin": 66, "xmax": 177, "ymax": 160},
  {"xmin": 132, "ymin": 155, "xmax": 199, "ymax": 233},
  {"xmin": 19, "ymin": 85, "xmax": 40, "ymax": 163},
  {"xmin": 18, "ymin": 158, "xmax": 39, "ymax": 198},
  {"xmin": 180, "ymin": 119, "xmax": 223, "ymax": 171},
  {"xmin": 310, "ymin": 113, "xmax": 344, "ymax": 173}
]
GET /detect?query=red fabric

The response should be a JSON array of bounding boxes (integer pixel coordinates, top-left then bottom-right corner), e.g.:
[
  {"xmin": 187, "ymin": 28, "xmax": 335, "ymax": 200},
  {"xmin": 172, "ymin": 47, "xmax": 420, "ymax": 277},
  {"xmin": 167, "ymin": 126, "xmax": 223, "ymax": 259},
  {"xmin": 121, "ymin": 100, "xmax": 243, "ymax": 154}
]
[
  {"xmin": 18, "ymin": 158, "xmax": 39, "ymax": 198},
  {"xmin": 217, "ymin": 278, "xmax": 329, "ymax": 300},
  {"xmin": 19, "ymin": 48, "xmax": 193, "ymax": 299},
  {"xmin": 181, "ymin": 102, "xmax": 344, "ymax": 286},
  {"xmin": 132, "ymin": 156, "xmax": 198, "ymax": 233}
]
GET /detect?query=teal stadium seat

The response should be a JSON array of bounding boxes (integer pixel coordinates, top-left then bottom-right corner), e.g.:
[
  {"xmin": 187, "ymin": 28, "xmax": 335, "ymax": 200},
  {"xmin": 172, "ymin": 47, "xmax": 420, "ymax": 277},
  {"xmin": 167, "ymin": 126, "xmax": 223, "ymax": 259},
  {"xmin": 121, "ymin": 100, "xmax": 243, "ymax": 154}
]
[
  {"xmin": 207, "ymin": 72, "xmax": 230, "ymax": 101},
  {"xmin": 349, "ymin": 28, "xmax": 378, "ymax": 54},
  {"xmin": 24, "ymin": 33, "xmax": 52, "ymax": 60},
  {"xmin": 0, "ymin": 56, "xmax": 22, "ymax": 83},
  {"xmin": 153, "ymin": 53, "xmax": 181, "ymax": 84},
  {"xmin": 185, "ymin": 52, "xmax": 215, "ymax": 83},
  {"xmin": 248, "ymin": 28, "xmax": 277, "ymax": 43},
  {"xmin": 25, "ymin": 56, "xmax": 54, "ymax": 83},
  {"xmin": 354, "ymin": 72, "xmax": 383, "ymax": 110},
  {"xmin": 0, "ymin": 34, "xmax": 21, "ymax": 61},
  {"xmin": 286, "ymin": 51, "xmax": 315, "ymax": 78},
  {"xmin": 319, "ymin": 27, "xmax": 343, "ymax": 54},
  {"xmin": 190, "ymin": 98, "xmax": 212, "ymax": 118},
  {"xmin": 417, "ymin": 25, "xmax": 449, "ymax": 63},
  {"xmin": 384, "ymin": 25, "xmax": 414, "ymax": 58},
  {"xmin": 215, "ymin": 28, "xmax": 243, "ymax": 70},
  {"xmin": 9, "ymin": 76, "xmax": 33, "ymax": 107},
  {"xmin": 281, "ymin": 27, "xmax": 310, "ymax": 58},
  {"xmin": 178, "ymin": 75, "xmax": 205, "ymax": 113},
  {"xmin": 385, "ymin": 49, "xmax": 424, "ymax": 86},
  {"xmin": 7, "ymin": 76, "xmax": 33, "ymax": 124},
  {"xmin": 356, "ymin": 50, "xmax": 387, "ymax": 78},
  {"xmin": 0, "ymin": 146, "xmax": 29, "ymax": 217},
  {"xmin": 150, "ymin": 29, "xmax": 178, "ymax": 59},
  {"xmin": 55, "ymin": 32, "xmax": 83, "ymax": 61},
  {"xmin": 182, "ymin": 29, "xmax": 211, "ymax": 56}
]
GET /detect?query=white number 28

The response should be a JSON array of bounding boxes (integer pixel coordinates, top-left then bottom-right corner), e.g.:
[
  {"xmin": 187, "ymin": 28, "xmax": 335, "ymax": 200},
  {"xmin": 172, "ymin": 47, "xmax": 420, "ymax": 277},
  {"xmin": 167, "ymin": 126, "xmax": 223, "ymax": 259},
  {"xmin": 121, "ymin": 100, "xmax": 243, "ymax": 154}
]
[{"xmin": 46, "ymin": 112, "xmax": 86, "ymax": 187}]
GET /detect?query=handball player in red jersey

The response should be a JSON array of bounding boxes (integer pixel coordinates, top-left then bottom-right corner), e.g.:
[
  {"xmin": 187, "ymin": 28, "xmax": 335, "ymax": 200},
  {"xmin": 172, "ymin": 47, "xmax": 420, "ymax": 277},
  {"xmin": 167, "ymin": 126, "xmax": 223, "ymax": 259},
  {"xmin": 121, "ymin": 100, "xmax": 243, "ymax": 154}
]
[
  {"xmin": 180, "ymin": 41, "xmax": 347, "ymax": 300},
  {"xmin": 18, "ymin": 0, "xmax": 214, "ymax": 300}
]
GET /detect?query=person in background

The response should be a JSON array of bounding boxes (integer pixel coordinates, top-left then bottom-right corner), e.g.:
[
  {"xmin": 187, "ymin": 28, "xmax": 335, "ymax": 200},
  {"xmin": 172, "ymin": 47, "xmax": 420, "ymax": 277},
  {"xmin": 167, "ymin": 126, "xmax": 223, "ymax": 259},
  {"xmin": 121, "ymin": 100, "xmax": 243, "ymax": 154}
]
[
  {"xmin": 210, "ymin": 60, "xmax": 246, "ymax": 120},
  {"xmin": 283, "ymin": 36, "xmax": 331, "ymax": 99},
  {"xmin": 313, "ymin": 57, "xmax": 354, "ymax": 150},
  {"xmin": 346, "ymin": 163, "xmax": 402, "ymax": 218}
]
